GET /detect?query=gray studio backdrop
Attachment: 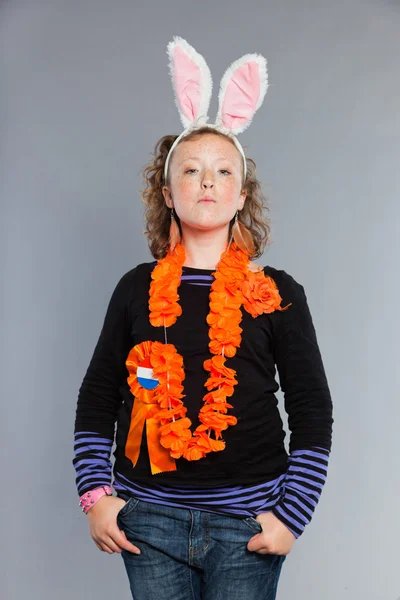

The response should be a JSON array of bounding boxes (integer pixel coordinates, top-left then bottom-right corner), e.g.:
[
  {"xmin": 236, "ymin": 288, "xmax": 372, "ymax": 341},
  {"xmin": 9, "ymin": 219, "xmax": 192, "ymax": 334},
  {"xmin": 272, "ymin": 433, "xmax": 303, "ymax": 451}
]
[{"xmin": 1, "ymin": 1, "xmax": 399, "ymax": 599}]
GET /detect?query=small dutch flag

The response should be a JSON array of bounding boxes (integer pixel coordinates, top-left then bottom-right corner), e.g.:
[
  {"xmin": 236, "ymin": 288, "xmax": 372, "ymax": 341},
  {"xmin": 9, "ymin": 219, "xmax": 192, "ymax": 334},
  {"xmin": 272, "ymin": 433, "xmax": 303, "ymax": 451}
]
[{"xmin": 136, "ymin": 356, "xmax": 159, "ymax": 390}]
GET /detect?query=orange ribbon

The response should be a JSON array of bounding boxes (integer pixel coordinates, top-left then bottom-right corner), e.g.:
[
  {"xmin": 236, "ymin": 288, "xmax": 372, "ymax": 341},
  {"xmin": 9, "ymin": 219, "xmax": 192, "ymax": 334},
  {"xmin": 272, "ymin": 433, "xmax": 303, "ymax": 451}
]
[{"xmin": 125, "ymin": 394, "xmax": 177, "ymax": 475}]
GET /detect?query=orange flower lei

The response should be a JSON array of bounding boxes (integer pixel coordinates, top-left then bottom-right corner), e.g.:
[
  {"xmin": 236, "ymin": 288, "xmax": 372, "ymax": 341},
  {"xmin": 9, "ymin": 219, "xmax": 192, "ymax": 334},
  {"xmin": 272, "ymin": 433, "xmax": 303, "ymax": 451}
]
[{"xmin": 127, "ymin": 241, "xmax": 291, "ymax": 464}]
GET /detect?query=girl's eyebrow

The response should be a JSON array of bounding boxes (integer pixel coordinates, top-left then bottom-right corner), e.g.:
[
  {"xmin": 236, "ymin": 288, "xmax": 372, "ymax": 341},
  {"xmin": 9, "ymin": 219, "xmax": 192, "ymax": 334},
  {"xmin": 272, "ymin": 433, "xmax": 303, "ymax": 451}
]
[{"xmin": 181, "ymin": 156, "xmax": 235, "ymax": 163}]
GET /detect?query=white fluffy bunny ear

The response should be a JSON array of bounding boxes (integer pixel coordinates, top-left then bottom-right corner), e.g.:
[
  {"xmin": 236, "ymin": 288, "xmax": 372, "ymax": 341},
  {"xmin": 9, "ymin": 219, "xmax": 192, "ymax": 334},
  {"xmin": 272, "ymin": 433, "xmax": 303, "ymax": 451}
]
[
  {"xmin": 216, "ymin": 53, "xmax": 268, "ymax": 135},
  {"xmin": 166, "ymin": 36, "xmax": 213, "ymax": 129}
]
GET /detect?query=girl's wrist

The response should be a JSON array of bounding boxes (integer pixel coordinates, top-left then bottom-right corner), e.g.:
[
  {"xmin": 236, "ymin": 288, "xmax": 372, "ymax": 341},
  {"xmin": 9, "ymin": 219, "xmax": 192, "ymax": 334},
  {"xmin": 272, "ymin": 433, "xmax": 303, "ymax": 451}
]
[{"xmin": 79, "ymin": 485, "xmax": 113, "ymax": 514}]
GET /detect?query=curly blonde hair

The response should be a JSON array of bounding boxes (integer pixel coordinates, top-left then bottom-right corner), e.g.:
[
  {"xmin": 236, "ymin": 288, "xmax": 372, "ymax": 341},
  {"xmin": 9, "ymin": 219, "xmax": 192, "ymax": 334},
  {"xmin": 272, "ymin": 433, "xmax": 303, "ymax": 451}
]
[{"xmin": 140, "ymin": 126, "xmax": 271, "ymax": 260}]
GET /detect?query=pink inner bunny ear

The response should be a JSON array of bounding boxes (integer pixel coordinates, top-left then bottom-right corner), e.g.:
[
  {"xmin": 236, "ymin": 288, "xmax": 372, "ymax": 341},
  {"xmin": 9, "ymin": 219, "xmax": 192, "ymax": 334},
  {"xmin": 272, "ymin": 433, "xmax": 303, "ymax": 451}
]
[
  {"xmin": 217, "ymin": 54, "xmax": 268, "ymax": 135},
  {"xmin": 172, "ymin": 46, "xmax": 201, "ymax": 122},
  {"xmin": 167, "ymin": 37, "xmax": 212, "ymax": 129}
]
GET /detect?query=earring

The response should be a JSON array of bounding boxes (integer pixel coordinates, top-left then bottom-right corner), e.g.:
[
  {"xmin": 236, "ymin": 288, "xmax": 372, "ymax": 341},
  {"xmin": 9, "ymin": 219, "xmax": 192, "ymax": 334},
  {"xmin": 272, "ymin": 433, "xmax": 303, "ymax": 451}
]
[
  {"xmin": 232, "ymin": 210, "xmax": 255, "ymax": 256},
  {"xmin": 169, "ymin": 207, "xmax": 181, "ymax": 252}
]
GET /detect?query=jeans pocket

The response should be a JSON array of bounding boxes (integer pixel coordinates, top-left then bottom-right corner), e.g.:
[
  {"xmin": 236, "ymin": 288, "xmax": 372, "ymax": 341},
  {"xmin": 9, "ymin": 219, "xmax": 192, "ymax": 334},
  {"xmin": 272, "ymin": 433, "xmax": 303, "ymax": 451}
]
[
  {"xmin": 117, "ymin": 496, "xmax": 140, "ymax": 519},
  {"xmin": 242, "ymin": 516, "xmax": 263, "ymax": 533}
]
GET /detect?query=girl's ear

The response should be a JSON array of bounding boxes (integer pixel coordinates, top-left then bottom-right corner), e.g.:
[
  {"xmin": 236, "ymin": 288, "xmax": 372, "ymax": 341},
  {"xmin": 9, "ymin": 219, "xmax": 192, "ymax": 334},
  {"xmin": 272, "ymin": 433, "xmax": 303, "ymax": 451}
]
[
  {"xmin": 167, "ymin": 36, "xmax": 213, "ymax": 129},
  {"xmin": 239, "ymin": 189, "xmax": 247, "ymax": 210},
  {"xmin": 216, "ymin": 54, "xmax": 268, "ymax": 135},
  {"xmin": 162, "ymin": 185, "xmax": 173, "ymax": 208}
]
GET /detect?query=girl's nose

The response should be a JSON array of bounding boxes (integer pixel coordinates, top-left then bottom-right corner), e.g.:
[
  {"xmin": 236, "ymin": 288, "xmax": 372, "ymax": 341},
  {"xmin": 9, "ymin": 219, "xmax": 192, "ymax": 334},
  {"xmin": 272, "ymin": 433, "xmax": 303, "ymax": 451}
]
[{"xmin": 201, "ymin": 170, "xmax": 214, "ymax": 188}]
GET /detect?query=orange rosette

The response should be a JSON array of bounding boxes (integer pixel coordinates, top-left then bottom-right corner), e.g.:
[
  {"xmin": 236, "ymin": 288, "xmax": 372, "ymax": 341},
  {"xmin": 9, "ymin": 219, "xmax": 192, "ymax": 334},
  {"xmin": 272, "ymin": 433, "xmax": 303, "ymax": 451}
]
[
  {"xmin": 124, "ymin": 340, "xmax": 177, "ymax": 475},
  {"xmin": 126, "ymin": 341, "xmax": 156, "ymax": 403}
]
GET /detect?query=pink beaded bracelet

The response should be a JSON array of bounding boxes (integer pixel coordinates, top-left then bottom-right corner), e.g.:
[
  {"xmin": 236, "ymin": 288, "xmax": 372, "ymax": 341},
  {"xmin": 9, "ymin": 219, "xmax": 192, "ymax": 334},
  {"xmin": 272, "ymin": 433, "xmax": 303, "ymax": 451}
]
[{"xmin": 79, "ymin": 485, "xmax": 113, "ymax": 514}]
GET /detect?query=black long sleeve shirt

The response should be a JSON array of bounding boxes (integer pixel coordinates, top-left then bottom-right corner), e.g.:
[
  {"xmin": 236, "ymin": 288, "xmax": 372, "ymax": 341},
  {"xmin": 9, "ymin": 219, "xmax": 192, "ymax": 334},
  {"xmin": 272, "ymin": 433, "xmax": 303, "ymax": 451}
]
[{"xmin": 73, "ymin": 262, "xmax": 333, "ymax": 536}]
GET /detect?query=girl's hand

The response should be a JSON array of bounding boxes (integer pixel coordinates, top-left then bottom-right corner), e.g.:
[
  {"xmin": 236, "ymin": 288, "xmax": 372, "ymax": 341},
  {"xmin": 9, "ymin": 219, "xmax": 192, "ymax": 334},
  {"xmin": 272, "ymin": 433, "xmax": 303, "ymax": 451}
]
[
  {"xmin": 86, "ymin": 496, "xmax": 141, "ymax": 555},
  {"xmin": 246, "ymin": 511, "xmax": 296, "ymax": 555}
]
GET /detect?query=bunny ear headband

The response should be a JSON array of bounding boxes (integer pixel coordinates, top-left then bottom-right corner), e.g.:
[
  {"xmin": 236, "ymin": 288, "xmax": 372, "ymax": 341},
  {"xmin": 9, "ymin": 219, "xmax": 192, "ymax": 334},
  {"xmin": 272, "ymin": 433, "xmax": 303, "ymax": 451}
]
[{"xmin": 163, "ymin": 36, "xmax": 269, "ymax": 182}]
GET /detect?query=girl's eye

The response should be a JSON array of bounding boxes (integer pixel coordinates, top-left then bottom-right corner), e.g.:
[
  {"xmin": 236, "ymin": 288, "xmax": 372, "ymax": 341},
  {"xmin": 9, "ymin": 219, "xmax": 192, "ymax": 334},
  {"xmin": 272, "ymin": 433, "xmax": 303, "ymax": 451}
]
[{"xmin": 184, "ymin": 168, "xmax": 231, "ymax": 175}]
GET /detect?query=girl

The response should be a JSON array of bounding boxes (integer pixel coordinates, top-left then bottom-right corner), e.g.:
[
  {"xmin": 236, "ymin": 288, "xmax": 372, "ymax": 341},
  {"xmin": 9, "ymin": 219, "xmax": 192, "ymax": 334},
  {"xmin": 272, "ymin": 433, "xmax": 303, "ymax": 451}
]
[{"xmin": 73, "ymin": 38, "xmax": 333, "ymax": 600}]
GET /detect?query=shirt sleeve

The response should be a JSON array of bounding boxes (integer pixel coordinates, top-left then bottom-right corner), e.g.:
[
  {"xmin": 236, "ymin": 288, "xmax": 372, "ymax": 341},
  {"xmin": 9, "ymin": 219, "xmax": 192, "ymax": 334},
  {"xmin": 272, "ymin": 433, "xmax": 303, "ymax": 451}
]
[
  {"xmin": 72, "ymin": 268, "xmax": 136, "ymax": 497},
  {"xmin": 267, "ymin": 269, "xmax": 334, "ymax": 537}
]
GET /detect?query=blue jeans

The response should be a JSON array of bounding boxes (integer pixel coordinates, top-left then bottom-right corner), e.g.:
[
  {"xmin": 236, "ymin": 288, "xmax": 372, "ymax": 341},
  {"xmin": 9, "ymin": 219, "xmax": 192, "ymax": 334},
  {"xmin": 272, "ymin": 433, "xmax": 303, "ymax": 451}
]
[{"xmin": 116, "ymin": 491, "xmax": 286, "ymax": 600}]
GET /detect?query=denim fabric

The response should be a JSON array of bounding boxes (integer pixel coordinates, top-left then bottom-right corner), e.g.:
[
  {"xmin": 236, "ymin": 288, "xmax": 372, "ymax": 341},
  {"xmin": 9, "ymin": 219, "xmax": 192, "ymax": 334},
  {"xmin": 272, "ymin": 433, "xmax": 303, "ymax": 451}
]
[{"xmin": 116, "ymin": 491, "xmax": 286, "ymax": 600}]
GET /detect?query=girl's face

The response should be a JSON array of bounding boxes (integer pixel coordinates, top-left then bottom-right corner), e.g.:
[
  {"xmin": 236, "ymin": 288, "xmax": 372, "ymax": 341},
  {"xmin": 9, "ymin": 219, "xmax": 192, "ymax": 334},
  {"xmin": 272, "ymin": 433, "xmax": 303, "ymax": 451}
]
[{"xmin": 162, "ymin": 133, "xmax": 246, "ymax": 236}]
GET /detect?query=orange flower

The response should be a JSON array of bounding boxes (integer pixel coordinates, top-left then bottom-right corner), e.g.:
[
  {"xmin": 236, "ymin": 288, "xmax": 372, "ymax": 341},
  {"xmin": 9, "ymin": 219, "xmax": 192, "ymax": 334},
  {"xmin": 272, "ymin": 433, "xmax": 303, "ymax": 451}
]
[
  {"xmin": 204, "ymin": 377, "xmax": 237, "ymax": 395},
  {"xmin": 155, "ymin": 391, "xmax": 184, "ymax": 409},
  {"xmin": 209, "ymin": 288, "xmax": 242, "ymax": 312},
  {"xmin": 241, "ymin": 271, "xmax": 292, "ymax": 318},
  {"xmin": 198, "ymin": 410, "xmax": 238, "ymax": 431},
  {"xmin": 209, "ymin": 340, "xmax": 238, "ymax": 358},
  {"xmin": 194, "ymin": 431, "xmax": 226, "ymax": 452},
  {"xmin": 155, "ymin": 405, "xmax": 188, "ymax": 422},
  {"xmin": 160, "ymin": 435, "xmax": 188, "ymax": 456},
  {"xmin": 159, "ymin": 417, "xmax": 191, "ymax": 436},
  {"xmin": 200, "ymin": 400, "xmax": 233, "ymax": 413},
  {"xmin": 149, "ymin": 277, "xmax": 180, "ymax": 296},
  {"xmin": 151, "ymin": 342, "xmax": 184, "ymax": 372},
  {"xmin": 150, "ymin": 263, "xmax": 177, "ymax": 282},
  {"xmin": 149, "ymin": 301, "xmax": 182, "ymax": 327},
  {"xmin": 209, "ymin": 325, "xmax": 242, "ymax": 344},
  {"xmin": 159, "ymin": 417, "xmax": 192, "ymax": 457},
  {"xmin": 183, "ymin": 444, "xmax": 208, "ymax": 461},
  {"xmin": 215, "ymin": 242, "xmax": 249, "ymax": 282},
  {"xmin": 211, "ymin": 276, "xmax": 241, "ymax": 296},
  {"xmin": 206, "ymin": 313, "xmax": 240, "ymax": 332},
  {"xmin": 203, "ymin": 355, "xmax": 237, "ymax": 379}
]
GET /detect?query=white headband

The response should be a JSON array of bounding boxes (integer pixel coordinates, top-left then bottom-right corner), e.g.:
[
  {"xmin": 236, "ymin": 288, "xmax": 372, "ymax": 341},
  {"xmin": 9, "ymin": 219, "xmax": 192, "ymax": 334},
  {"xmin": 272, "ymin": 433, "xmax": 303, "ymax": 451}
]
[{"xmin": 163, "ymin": 37, "xmax": 269, "ymax": 183}]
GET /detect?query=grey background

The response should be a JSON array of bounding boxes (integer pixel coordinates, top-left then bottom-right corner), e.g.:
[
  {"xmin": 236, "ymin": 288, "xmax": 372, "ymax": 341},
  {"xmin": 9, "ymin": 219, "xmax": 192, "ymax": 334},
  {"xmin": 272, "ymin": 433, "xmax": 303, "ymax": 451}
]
[{"xmin": 1, "ymin": 1, "xmax": 399, "ymax": 599}]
